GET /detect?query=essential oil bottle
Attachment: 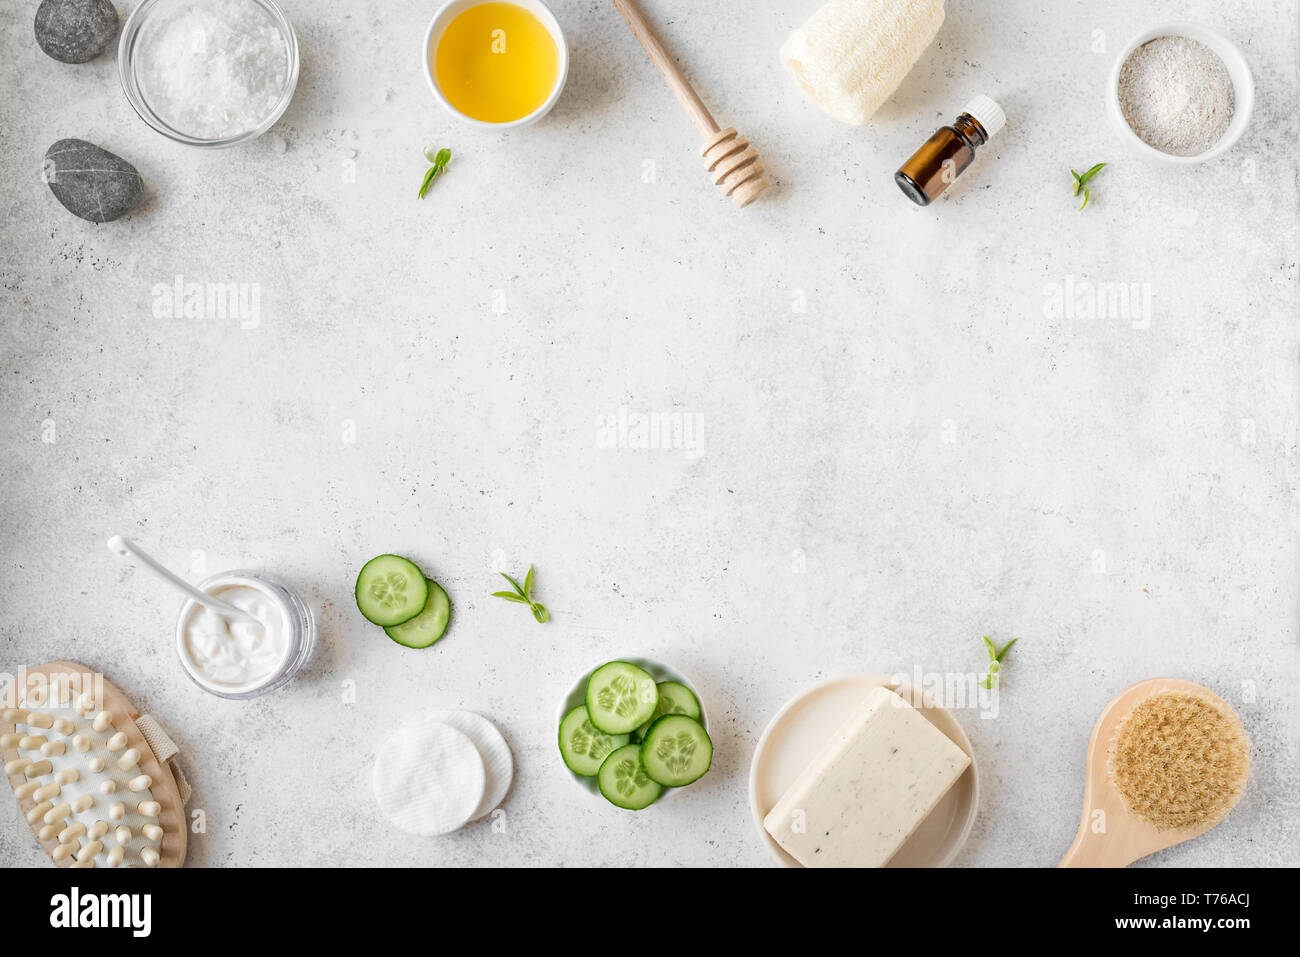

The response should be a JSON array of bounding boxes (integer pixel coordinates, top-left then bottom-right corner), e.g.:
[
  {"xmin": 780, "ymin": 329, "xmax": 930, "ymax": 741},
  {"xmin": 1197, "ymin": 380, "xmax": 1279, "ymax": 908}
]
[{"xmin": 895, "ymin": 95, "xmax": 1006, "ymax": 206}]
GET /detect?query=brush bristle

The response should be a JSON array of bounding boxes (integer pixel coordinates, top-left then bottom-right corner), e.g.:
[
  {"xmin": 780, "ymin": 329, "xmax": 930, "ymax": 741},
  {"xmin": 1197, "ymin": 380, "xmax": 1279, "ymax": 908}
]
[{"xmin": 1109, "ymin": 690, "xmax": 1250, "ymax": 831}]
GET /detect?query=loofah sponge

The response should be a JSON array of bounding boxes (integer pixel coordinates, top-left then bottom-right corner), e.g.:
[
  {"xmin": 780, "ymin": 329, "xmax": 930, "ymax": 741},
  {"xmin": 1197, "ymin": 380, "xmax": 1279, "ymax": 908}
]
[
  {"xmin": 780, "ymin": 0, "xmax": 946, "ymax": 125},
  {"xmin": 1108, "ymin": 690, "xmax": 1250, "ymax": 831}
]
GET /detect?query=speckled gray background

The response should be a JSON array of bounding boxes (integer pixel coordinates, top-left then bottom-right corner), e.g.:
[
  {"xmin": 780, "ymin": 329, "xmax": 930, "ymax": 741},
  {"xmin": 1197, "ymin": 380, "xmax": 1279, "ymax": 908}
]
[{"xmin": 2, "ymin": 0, "xmax": 1297, "ymax": 868}]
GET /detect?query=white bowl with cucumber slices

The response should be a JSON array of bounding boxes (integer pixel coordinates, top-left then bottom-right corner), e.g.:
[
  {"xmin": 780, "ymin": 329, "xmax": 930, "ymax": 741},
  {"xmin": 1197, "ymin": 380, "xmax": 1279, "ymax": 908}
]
[{"xmin": 556, "ymin": 657, "xmax": 711, "ymax": 809}]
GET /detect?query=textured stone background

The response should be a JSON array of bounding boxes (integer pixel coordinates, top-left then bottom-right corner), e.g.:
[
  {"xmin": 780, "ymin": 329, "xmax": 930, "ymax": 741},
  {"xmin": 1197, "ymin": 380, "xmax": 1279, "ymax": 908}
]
[{"xmin": 1, "ymin": 0, "xmax": 1297, "ymax": 867}]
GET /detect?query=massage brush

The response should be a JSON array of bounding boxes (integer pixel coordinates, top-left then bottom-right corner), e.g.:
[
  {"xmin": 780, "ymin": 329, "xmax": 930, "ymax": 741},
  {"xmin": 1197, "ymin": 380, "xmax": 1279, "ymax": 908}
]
[
  {"xmin": 3, "ymin": 661, "xmax": 189, "ymax": 868},
  {"xmin": 1059, "ymin": 677, "xmax": 1250, "ymax": 867},
  {"xmin": 612, "ymin": 0, "xmax": 771, "ymax": 208}
]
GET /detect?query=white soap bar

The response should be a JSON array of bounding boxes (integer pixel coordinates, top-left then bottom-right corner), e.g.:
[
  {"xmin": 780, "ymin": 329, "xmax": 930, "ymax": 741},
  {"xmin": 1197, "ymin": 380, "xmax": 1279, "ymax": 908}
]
[{"xmin": 763, "ymin": 686, "xmax": 970, "ymax": 867}]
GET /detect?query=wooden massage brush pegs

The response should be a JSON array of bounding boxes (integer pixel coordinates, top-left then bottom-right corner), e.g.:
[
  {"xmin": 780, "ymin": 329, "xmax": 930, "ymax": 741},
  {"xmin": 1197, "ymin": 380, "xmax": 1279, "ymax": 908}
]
[
  {"xmin": 612, "ymin": 0, "xmax": 771, "ymax": 208},
  {"xmin": 3, "ymin": 661, "xmax": 189, "ymax": 868}
]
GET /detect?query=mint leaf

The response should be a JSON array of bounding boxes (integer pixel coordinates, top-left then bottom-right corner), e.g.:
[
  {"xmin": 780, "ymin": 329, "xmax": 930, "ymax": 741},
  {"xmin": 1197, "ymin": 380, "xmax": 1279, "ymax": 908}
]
[
  {"xmin": 495, "ymin": 566, "xmax": 548, "ymax": 624},
  {"xmin": 418, "ymin": 148, "xmax": 453, "ymax": 199},
  {"xmin": 1078, "ymin": 162, "xmax": 1106, "ymax": 186},
  {"xmin": 1069, "ymin": 162, "xmax": 1105, "ymax": 209},
  {"xmin": 979, "ymin": 636, "xmax": 1020, "ymax": 689}
]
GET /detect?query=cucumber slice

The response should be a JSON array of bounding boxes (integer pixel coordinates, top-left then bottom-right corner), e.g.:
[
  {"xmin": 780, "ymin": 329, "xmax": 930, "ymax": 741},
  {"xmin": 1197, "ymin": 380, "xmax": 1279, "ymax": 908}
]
[
  {"xmin": 558, "ymin": 705, "xmax": 630, "ymax": 776},
  {"xmin": 597, "ymin": 743, "xmax": 662, "ymax": 810},
  {"xmin": 633, "ymin": 680, "xmax": 701, "ymax": 740},
  {"xmin": 355, "ymin": 554, "xmax": 429, "ymax": 627},
  {"xmin": 383, "ymin": 580, "xmax": 450, "ymax": 648},
  {"xmin": 639, "ymin": 715, "xmax": 713, "ymax": 787},
  {"xmin": 585, "ymin": 661, "xmax": 658, "ymax": 735}
]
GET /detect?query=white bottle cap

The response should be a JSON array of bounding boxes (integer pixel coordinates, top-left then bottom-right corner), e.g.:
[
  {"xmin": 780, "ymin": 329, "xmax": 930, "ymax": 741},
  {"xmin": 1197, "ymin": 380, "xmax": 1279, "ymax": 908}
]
[{"xmin": 962, "ymin": 95, "xmax": 1006, "ymax": 139}]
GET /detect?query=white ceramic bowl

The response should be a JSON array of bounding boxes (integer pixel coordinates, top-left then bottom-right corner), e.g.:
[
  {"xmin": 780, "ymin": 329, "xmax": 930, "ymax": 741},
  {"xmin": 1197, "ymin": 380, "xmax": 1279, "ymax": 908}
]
[
  {"xmin": 556, "ymin": 657, "xmax": 708, "ymax": 804},
  {"xmin": 748, "ymin": 673, "xmax": 980, "ymax": 868},
  {"xmin": 423, "ymin": 0, "xmax": 569, "ymax": 129},
  {"xmin": 1107, "ymin": 21, "xmax": 1254, "ymax": 165}
]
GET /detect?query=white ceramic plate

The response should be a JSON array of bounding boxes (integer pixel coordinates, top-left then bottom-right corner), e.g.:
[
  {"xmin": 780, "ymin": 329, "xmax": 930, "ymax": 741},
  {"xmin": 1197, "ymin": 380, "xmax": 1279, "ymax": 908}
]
[
  {"xmin": 556, "ymin": 657, "xmax": 708, "ymax": 804},
  {"xmin": 748, "ymin": 673, "xmax": 979, "ymax": 867}
]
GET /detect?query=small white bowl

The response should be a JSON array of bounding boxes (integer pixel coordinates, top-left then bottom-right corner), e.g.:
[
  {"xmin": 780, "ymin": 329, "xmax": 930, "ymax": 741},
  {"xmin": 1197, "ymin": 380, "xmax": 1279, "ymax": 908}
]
[
  {"xmin": 1107, "ymin": 22, "xmax": 1254, "ymax": 165},
  {"xmin": 555, "ymin": 657, "xmax": 708, "ymax": 804},
  {"xmin": 423, "ymin": 0, "xmax": 569, "ymax": 129},
  {"xmin": 749, "ymin": 673, "xmax": 979, "ymax": 868}
]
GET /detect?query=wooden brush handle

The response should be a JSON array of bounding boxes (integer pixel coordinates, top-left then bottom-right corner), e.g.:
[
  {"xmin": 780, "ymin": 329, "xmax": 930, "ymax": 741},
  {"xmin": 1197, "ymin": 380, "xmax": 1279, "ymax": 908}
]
[
  {"xmin": 1059, "ymin": 822, "xmax": 1141, "ymax": 868},
  {"xmin": 612, "ymin": 0, "xmax": 718, "ymax": 136}
]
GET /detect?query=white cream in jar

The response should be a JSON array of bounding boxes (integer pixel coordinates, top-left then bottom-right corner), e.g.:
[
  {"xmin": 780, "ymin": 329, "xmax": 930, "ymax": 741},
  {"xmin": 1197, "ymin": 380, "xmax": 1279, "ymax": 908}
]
[{"xmin": 176, "ymin": 573, "xmax": 311, "ymax": 697}]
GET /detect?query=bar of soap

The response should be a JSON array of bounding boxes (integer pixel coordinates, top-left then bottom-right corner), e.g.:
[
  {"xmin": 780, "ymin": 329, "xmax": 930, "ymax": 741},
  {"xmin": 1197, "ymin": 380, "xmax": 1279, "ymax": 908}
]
[{"xmin": 763, "ymin": 686, "xmax": 970, "ymax": 867}]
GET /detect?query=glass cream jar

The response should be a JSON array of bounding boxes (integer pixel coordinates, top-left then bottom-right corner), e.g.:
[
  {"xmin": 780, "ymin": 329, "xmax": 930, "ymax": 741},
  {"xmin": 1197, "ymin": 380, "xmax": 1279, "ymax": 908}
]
[{"xmin": 175, "ymin": 570, "xmax": 315, "ymax": 699}]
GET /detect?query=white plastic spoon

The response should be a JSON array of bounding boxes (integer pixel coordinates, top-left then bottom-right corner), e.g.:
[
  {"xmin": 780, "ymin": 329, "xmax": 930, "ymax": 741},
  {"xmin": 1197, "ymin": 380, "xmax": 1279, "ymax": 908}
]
[{"xmin": 107, "ymin": 535, "xmax": 260, "ymax": 625}]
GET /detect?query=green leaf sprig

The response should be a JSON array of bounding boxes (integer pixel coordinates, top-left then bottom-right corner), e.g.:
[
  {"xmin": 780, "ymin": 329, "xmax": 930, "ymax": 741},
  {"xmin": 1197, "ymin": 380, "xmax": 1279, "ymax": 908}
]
[
  {"xmin": 1070, "ymin": 162, "xmax": 1106, "ymax": 210},
  {"xmin": 418, "ymin": 147, "xmax": 452, "ymax": 198},
  {"xmin": 492, "ymin": 565, "xmax": 549, "ymax": 623},
  {"xmin": 980, "ymin": 635, "xmax": 1019, "ymax": 689}
]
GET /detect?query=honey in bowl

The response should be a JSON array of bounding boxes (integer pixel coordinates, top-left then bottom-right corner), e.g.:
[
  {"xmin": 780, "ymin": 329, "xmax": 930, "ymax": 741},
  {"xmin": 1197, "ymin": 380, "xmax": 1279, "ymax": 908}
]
[{"xmin": 434, "ymin": 2, "xmax": 559, "ymax": 124}]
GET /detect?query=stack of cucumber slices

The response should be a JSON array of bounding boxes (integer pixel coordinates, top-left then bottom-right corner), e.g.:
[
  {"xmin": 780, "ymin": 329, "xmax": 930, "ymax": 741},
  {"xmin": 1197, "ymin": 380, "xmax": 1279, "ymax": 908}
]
[
  {"xmin": 355, "ymin": 554, "xmax": 451, "ymax": 649},
  {"xmin": 558, "ymin": 661, "xmax": 713, "ymax": 810}
]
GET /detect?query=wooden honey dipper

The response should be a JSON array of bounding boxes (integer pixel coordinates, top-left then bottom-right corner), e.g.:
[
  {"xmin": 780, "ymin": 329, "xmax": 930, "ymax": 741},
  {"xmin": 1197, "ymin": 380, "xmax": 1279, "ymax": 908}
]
[{"xmin": 612, "ymin": 0, "xmax": 771, "ymax": 208}]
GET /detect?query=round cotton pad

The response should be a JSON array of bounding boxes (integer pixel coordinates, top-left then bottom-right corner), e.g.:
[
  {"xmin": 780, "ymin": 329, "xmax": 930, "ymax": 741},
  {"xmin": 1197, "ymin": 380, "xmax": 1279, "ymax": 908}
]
[
  {"xmin": 373, "ymin": 721, "xmax": 485, "ymax": 836},
  {"xmin": 425, "ymin": 710, "xmax": 514, "ymax": 821}
]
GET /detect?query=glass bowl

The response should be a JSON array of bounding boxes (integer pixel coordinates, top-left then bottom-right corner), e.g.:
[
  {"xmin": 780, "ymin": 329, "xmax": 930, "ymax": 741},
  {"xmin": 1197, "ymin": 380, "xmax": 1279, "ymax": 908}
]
[{"xmin": 118, "ymin": 0, "xmax": 300, "ymax": 148}]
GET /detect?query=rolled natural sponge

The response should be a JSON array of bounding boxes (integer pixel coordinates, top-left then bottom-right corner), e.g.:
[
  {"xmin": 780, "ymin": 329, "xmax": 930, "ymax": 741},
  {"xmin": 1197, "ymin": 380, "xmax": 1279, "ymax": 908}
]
[{"xmin": 780, "ymin": 0, "xmax": 946, "ymax": 125}]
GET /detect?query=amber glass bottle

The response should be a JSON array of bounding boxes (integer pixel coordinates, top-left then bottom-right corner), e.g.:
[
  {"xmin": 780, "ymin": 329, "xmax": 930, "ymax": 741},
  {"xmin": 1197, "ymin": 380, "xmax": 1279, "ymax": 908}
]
[{"xmin": 895, "ymin": 95, "xmax": 1005, "ymax": 206}]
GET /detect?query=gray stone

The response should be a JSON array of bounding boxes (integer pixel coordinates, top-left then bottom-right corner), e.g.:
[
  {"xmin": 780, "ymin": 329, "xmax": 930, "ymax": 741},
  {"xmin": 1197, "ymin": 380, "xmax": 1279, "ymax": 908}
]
[
  {"xmin": 34, "ymin": 0, "xmax": 119, "ymax": 64},
  {"xmin": 44, "ymin": 138, "xmax": 143, "ymax": 223}
]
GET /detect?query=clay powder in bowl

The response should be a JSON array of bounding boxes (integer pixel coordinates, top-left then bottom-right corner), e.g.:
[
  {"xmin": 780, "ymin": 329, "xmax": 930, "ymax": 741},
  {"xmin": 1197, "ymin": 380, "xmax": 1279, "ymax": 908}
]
[{"xmin": 1117, "ymin": 35, "xmax": 1234, "ymax": 157}]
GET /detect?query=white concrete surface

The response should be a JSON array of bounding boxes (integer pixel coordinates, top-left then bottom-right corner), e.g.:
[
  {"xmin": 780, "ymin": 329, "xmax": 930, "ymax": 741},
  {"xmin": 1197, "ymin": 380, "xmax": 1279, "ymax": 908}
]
[{"xmin": 1, "ymin": 0, "xmax": 1297, "ymax": 868}]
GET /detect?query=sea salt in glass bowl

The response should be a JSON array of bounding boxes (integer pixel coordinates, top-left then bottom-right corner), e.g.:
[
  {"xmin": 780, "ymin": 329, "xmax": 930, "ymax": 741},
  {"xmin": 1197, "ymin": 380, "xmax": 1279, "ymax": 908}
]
[
  {"xmin": 119, "ymin": 0, "xmax": 300, "ymax": 148},
  {"xmin": 1106, "ymin": 21, "xmax": 1254, "ymax": 166}
]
